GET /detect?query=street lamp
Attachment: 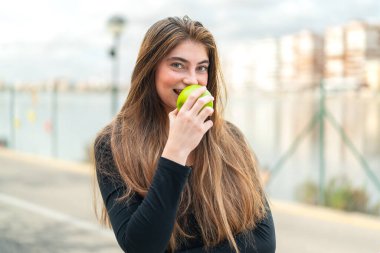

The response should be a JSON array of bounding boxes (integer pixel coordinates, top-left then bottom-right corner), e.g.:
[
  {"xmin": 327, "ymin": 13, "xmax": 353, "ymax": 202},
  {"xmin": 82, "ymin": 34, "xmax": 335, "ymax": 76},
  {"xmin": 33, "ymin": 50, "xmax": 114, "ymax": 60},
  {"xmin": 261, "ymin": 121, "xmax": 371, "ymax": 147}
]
[{"xmin": 107, "ymin": 15, "xmax": 126, "ymax": 116}]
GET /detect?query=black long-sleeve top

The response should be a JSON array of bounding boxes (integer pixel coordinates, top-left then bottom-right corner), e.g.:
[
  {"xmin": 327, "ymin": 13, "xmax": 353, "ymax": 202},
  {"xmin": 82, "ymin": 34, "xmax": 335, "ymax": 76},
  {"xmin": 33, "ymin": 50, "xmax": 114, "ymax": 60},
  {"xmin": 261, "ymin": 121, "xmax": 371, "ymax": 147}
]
[{"xmin": 95, "ymin": 134, "xmax": 276, "ymax": 253}]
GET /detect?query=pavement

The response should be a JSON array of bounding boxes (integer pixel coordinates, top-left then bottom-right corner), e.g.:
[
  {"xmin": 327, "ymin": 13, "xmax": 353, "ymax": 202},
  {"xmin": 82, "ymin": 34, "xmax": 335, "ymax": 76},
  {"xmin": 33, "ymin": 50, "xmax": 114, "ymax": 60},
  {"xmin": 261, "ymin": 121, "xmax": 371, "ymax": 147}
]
[{"xmin": 0, "ymin": 147, "xmax": 380, "ymax": 253}]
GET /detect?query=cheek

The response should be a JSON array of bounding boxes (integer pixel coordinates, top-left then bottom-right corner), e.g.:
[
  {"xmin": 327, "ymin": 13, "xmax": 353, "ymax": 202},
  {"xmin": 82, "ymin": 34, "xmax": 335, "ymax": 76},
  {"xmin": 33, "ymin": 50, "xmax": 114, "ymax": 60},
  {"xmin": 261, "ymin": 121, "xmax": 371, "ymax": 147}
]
[
  {"xmin": 199, "ymin": 74, "xmax": 208, "ymax": 86},
  {"xmin": 158, "ymin": 70, "xmax": 182, "ymax": 87}
]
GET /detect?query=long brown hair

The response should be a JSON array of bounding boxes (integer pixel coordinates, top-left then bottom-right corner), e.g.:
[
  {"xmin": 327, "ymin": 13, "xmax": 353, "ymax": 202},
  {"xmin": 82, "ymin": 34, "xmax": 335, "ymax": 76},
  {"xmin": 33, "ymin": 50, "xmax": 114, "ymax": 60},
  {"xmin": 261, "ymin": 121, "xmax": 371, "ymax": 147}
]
[{"xmin": 94, "ymin": 16, "xmax": 267, "ymax": 253}]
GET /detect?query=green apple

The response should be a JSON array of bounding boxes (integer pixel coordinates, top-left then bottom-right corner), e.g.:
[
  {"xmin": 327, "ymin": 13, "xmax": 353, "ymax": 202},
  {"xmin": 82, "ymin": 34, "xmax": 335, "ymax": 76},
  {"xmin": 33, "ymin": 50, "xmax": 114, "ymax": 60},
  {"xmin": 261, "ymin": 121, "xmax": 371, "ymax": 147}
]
[{"xmin": 176, "ymin": 84, "xmax": 214, "ymax": 110}]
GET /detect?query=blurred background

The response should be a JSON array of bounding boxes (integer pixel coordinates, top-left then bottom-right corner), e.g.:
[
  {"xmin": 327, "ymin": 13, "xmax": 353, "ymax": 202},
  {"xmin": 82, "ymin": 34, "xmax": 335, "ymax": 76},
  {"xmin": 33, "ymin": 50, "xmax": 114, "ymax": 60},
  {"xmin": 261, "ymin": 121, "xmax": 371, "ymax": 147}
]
[{"xmin": 1, "ymin": 0, "xmax": 380, "ymax": 252}]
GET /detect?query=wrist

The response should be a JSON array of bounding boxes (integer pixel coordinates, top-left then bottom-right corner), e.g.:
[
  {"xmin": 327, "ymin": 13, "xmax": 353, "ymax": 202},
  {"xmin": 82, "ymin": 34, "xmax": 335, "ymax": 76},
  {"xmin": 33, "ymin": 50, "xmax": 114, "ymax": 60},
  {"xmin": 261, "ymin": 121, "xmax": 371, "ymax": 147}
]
[{"xmin": 162, "ymin": 145, "xmax": 189, "ymax": 166}]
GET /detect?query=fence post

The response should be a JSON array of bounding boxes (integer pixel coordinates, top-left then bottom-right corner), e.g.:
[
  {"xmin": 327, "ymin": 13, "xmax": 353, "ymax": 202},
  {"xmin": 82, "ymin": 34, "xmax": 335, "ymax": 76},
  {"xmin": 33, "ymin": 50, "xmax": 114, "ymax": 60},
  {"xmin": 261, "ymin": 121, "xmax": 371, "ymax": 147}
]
[
  {"xmin": 318, "ymin": 81, "xmax": 326, "ymax": 205},
  {"xmin": 51, "ymin": 81, "xmax": 58, "ymax": 157},
  {"xmin": 9, "ymin": 83, "xmax": 16, "ymax": 148}
]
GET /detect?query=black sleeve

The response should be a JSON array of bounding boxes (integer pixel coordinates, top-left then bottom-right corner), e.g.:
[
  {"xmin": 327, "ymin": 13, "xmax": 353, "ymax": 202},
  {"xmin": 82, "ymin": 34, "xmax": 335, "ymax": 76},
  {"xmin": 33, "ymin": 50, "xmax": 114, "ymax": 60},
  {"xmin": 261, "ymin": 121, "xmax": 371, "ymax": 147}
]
[
  {"xmin": 95, "ymin": 136, "xmax": 191, "ymax": 253},
  {"xmin": 176, "ymin": 207, "xmax": 276, "ymax": 253},
  {"xmin": 244, "ymin": 207, "xmax": 276, "ymax": 253}
]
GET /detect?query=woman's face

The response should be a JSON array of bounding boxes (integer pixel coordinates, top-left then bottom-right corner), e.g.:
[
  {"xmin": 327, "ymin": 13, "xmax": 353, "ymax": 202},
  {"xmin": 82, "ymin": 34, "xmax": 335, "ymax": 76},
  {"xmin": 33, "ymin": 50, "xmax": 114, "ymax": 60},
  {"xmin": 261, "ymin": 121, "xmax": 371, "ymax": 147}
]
[{"xmin": 155, "ymin": 40, "xmax": 209, "ymax": 112}]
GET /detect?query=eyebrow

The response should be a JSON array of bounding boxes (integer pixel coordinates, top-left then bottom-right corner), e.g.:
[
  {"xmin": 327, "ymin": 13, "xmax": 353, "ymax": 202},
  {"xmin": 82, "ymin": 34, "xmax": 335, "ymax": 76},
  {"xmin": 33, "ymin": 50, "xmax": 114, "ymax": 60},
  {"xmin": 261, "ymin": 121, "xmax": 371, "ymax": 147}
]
[{"xmin": 167, "ymin": 56, "xmax": 209, "ymax": 65}]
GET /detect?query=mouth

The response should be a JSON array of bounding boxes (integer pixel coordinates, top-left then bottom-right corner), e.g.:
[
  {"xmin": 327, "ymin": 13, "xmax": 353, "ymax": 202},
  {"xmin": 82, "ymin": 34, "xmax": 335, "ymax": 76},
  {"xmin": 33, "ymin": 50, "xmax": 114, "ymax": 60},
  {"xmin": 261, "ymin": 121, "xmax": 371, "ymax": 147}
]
[{"xmin": 173, "ymin": 89, "xmax": 183, "ymax": 95}]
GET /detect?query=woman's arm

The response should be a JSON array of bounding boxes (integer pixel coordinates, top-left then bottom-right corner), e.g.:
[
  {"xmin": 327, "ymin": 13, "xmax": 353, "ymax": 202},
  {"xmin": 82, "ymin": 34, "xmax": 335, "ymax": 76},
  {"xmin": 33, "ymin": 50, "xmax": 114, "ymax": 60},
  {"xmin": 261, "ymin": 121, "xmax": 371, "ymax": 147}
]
[{"xmin": 95, "ymin": 136, "xmax": 191, "ymax": 253}]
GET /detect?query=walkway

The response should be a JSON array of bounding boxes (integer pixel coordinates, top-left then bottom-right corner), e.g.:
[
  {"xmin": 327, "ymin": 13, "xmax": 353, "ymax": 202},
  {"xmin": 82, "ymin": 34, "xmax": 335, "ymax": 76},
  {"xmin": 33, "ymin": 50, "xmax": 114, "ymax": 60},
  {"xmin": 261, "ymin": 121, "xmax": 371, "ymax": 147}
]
[{"xmin": 1, "ymin": 148, "xmax": 379, "ymax": 253}]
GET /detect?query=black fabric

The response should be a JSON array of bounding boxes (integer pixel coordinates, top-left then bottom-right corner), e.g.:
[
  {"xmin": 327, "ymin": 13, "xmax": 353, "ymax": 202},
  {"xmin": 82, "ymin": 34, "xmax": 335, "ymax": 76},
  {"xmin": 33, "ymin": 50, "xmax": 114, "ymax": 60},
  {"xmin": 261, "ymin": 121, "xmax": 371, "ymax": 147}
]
[{"xmin": 95, "ymin": 134, "xmax": 276, "ymax": 253}]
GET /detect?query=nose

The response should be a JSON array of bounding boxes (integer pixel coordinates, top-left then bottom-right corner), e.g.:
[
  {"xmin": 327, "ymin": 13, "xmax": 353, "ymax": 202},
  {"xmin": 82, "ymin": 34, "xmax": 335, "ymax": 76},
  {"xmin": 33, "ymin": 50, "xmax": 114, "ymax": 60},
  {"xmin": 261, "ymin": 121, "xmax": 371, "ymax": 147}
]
[{"xmin": 182, "ymin": 70, "xmax": 198, "ymax": 85}]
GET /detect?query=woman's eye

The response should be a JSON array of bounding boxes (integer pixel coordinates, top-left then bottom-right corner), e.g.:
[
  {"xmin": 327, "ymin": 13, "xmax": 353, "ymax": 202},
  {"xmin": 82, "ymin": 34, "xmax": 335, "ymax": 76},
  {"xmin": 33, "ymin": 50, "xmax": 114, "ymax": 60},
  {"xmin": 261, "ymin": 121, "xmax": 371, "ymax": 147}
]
[
  {"xmin": 171, "ymin": 63, "xmax": 184, "ymax": 69},
  {"xmin": 198, "ymin": 66, "xmax": 208, "ymax": 72}
]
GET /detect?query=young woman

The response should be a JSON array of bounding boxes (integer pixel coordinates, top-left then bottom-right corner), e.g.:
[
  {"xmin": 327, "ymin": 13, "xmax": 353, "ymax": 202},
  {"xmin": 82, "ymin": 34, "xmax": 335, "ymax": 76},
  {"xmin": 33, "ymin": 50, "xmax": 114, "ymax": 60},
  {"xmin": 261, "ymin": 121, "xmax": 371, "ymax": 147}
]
[{"xmin": 94, "ymin": 16, "xmax": 276, "ymax": 253}]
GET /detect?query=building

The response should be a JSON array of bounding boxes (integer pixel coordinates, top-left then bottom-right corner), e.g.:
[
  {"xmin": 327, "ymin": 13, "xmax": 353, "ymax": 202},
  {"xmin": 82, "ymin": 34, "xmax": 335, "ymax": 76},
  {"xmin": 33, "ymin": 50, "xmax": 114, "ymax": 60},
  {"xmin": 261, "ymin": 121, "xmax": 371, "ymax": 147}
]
[
  {"xmin": 324, "ymin": 20, "xmax": 380, "ymax": 90},
  {"xmin": 221, "ymin": 20, "xmax": 380, "ymax": 92},
  {"xmin": 280, "ymin": 30, "xmax": 324, "ymax": 91},
  {"xmin": 222, "ymin": 32, "xmax": 323, "ymax": 92}
]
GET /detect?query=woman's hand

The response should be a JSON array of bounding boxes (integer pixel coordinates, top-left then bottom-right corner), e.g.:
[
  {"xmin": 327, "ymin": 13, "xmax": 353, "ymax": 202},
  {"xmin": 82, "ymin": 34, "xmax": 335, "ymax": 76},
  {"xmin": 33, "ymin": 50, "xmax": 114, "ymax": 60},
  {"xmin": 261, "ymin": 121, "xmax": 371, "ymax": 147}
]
[{"xmin": 162, "ymin": 86, "xmax": 214, "ymax": 166}]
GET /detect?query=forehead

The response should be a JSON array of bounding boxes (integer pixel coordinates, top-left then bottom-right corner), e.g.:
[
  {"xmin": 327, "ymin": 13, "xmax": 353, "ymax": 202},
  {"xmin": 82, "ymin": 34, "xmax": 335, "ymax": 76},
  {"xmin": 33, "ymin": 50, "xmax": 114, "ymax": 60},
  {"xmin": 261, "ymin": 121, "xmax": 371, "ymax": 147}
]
[{"xmin": 166, "ymin": 40, "xmax": 208, "ymax": 60}]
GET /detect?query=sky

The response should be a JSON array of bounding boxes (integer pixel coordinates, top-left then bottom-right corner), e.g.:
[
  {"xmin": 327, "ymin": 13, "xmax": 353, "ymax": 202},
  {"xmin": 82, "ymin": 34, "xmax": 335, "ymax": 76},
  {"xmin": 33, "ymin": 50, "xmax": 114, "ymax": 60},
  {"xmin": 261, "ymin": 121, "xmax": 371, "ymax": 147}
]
[{"xmin": 1, "ymin": 0, "xmax": 380, "ymax": 84}]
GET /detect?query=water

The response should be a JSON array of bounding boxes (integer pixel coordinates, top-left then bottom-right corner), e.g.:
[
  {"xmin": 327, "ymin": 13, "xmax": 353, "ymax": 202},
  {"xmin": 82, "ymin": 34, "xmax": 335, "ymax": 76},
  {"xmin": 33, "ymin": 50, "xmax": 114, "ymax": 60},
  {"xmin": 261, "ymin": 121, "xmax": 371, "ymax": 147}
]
[
  {"xmin": 0, "ymin": 90, "xmax": 117, "ymax": 161},
  {"xmin": 1, "ymin": 87, "xmax": 379, "ymax": 205}
]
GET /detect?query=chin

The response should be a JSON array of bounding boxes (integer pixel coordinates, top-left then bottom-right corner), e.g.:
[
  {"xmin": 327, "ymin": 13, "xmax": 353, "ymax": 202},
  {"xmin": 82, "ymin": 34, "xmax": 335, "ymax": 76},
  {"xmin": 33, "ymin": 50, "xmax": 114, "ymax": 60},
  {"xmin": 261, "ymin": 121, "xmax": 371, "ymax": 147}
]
[{"xmin": 162, "ymin": 103, "xmax": 176, "ymax": 113}]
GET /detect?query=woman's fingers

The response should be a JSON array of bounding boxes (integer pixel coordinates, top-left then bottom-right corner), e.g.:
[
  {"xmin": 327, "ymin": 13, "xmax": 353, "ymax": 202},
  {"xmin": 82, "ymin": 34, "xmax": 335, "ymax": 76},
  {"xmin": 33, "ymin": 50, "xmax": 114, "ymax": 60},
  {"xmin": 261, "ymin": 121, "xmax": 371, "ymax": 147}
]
[
  {"xmin": 180, "ymin": 86, "xmax": 207, "ymax": 111},
  {"xmin": 168, "ymin": 108, "xmax": 179, "ymax": 119},
  {"xmin": 197, "ymin": 106, "xmax": 214, "ymax": 123},
  {"xmin": 190, "ymin": 95, "xmax": 214, "ymax": 116},
  {"xmin": 202, "ymin": 119, "xmax": 214, "ymax": 132}
]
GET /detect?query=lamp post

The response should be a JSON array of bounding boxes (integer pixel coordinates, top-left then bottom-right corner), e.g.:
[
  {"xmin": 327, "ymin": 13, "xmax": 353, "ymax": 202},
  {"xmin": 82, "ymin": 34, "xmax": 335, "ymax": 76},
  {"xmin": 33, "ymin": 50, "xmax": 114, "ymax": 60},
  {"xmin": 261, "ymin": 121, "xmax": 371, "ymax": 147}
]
[{"xmin": 107, "ymin": 15, "xmax": 126, "ymax": 116}]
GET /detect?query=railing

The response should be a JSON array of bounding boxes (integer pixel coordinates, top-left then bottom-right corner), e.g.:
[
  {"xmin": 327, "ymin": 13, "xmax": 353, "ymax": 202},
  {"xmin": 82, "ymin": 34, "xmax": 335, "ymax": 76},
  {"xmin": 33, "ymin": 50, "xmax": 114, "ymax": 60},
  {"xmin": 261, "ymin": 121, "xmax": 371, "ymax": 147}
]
[
  {"xmin": 0, "ymin": 81, "xmax": 379, "ymax": 210},
  {"xmin": 266, "ymin": 81, "xmax": 380, "ymax": 205}
]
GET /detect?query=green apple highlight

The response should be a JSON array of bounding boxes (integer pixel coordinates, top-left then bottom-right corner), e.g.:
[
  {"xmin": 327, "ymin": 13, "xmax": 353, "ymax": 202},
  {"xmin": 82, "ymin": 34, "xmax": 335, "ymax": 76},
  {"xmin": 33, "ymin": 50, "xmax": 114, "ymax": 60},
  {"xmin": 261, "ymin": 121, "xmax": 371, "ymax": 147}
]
[{"xmin": 176, "ymin": 84, "xmax": 214, "ymax": 110}]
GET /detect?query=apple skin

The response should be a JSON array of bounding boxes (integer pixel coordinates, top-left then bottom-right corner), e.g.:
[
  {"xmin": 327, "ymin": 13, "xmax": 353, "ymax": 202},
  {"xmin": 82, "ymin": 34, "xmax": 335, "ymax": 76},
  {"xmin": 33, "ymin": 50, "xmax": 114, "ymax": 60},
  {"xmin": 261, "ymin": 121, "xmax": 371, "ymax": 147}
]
[{"xmin": 176, "ymin": 84, "xmax": 214, "ymax": 110}]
